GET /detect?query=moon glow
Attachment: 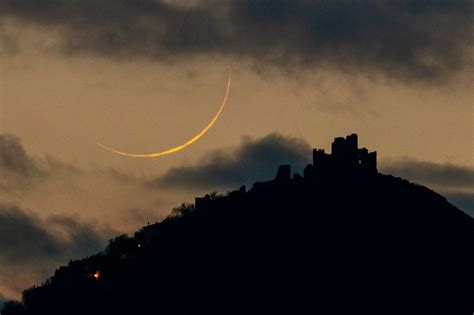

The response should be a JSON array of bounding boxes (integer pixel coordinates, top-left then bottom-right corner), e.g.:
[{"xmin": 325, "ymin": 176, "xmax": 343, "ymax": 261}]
[{"xmin": 98, "ymin": 74, "xmax": 231, "ymax": 158}]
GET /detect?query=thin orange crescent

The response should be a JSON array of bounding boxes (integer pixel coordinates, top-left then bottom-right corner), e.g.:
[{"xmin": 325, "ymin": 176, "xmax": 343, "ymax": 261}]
[{"xmin": 98, "ymin": 74, "xmax": 231, "ymax": 158}]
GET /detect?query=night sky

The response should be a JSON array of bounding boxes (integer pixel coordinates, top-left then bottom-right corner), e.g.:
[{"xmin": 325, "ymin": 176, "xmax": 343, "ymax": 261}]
[{"xmin": 0, "ymin": 0, "xmax": 473, "ymax": 300}]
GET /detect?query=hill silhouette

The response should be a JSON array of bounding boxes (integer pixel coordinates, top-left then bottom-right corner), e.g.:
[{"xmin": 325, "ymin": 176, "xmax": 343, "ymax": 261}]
[{"xmin": 2, "ymin": 134, "xmax": 473, "ymax": 315}]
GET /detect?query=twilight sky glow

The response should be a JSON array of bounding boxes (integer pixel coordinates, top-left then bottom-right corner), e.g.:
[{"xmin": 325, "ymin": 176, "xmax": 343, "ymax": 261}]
[{"xmin": 0, "ymin": 0, "xmax": 473, "ymax": 300}]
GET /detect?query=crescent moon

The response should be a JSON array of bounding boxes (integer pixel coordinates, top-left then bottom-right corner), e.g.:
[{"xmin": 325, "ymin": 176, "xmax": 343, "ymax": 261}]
[{"xmin": 98, "ymin": 74, "xmax": 231, "ymax": 158}]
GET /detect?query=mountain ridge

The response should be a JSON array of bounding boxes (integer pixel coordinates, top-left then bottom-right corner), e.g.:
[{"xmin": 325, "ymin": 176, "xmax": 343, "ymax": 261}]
[{"xmin": 2, "ymin": 135, "xmax": 473, "ymax": 315}]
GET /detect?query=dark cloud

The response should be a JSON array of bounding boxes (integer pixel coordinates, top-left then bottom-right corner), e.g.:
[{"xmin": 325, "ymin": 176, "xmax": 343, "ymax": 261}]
[
  {"xmin": 0, "ymin": 25, "xmax": 18, "ymax": 56},
  {"xmin": 0, "ymin": 133, "xmax": 141, "ymax": 186},
  {"xmin": 0, "ymin": 134, "xmax": 45, "ymax": 193},
  {"xmin": 0, "ymin": 133, "xmax": 169, "ymax": 240},
  {"xmin": 381, "ymin": 159, "xmax": 474, "ymax": 217},
  {"xmin": 0, "ymin": 133, "xmax": 83, "ymax": 180},
  {"xmin": 154, "ymin": 133, "xmax": 310, "ymax": 190},
  {"xmin": 0, "ymin": 134, "xmax": 83, "ymax": 194},
  {"xmin": 381, "ymin": 159, "xmax": 474, "ymax": 189},
  {"xmin": 444, "ymin": 192, "xmax": 474, "ymax": 218},
  {"xmin": 0, "ymin": 293, "xmax": 6, "ymax": 308},
  {"xmin": 158, "ymin": 140, "xmax": 474, "ymax": 217},
  {"xmin": 0, "ymin": 133, "xmax": 142, "ymax": 197},
  {"xmin": 1, "ymin": 0, "xmax": 472, "ymax": 80},
  {"xmin": 0, "ymin": 204, "xmax": 112, "ymax": 298},
  {"xmin": 0, "ymin": 134, "xmax": 161, "ymax": 296},
  {"xmin": 0, "ymin": 134, "xmax": 41, "ymax": 177},
  {"xmin": 0, "ymin": 204, "xmax": 107, "ymax": 265}
]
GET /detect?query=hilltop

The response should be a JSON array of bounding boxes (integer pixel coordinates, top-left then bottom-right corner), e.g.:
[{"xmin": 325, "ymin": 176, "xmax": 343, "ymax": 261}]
[{"xmin": 3, "ymin": 135, "xmax": 473, "ymax": 315}]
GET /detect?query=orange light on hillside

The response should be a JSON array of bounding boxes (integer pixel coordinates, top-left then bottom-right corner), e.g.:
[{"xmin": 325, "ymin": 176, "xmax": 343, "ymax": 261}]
[{"xmin": 93, "ymin": 271, "xmax": 100, "ymax": 280}]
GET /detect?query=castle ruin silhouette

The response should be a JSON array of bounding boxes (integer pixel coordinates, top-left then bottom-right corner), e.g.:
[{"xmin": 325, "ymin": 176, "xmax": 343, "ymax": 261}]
[
  {"xmin": 196, "ymin": 134, "xmax": 377, "ymax": 208},
  {"xmin": 276, "ymin": 133, "xmax": 377, "ymax": 182},
  {"xmin": 305, "ymin": 133, "xmax": 377, "ymax": 177}
]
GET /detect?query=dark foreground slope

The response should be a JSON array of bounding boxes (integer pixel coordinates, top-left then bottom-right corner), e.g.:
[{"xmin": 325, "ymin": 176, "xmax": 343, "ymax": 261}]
[{"xmin": 3, "ymin": 173, "xmax": 474, "ymax": 315}]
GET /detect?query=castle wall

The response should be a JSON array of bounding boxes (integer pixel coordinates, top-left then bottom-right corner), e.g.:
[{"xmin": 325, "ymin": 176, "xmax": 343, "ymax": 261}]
[{"xmin": 308, "ymin": 134, "xmax": 377, "ymax": 177}]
